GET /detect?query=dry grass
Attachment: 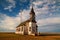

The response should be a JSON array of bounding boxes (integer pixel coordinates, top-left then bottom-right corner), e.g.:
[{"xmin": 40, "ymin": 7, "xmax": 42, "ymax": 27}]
[{"xmin": 0, "ymin": 32, "xmax": 60, "ymax": 40}]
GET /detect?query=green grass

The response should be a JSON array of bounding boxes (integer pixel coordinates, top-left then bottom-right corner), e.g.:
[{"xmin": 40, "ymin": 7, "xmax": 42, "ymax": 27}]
[{"xmin": 0, "ymin": 32, "xmax": 60, "ymax": 40}]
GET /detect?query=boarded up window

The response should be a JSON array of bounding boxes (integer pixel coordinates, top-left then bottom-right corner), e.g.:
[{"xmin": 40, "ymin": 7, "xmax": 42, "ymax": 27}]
[
  {"xmin": 21, "ymin": 27, "xmax": 23, "ymax": 31},
  {"xmin": 16, "ymin": 28, "xmax": 20, "ymax": 31},
  {"xmin": 29, "ymin": 27, "xmax": 31, "ymax": 31}
]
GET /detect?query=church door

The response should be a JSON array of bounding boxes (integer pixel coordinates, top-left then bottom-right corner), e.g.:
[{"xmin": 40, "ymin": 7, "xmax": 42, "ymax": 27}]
[{"xmin": 24, "ymin": 26, "xmax": 28, "ymax": 35}]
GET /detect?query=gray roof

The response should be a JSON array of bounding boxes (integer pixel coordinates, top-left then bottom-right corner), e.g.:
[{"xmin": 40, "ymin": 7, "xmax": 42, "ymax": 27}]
[{"xmin": 16, "ymin": 19, "xmax": 37, "ymax": 28}]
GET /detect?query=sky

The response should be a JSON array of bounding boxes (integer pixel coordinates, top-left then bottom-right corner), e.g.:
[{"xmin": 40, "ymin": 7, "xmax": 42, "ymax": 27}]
[{"xmin": 0, "ymin": 0, "xmax": 60, "ymax": 32}]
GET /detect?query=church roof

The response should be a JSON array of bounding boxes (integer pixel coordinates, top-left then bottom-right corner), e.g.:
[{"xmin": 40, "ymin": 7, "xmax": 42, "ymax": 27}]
[
  {"xmin": 16, "ymin": 19, "xmax": 36, "ymax": 28},
  {"xmin": 17, "ymin": 19, "xmax": 30, "ymax": 27}
]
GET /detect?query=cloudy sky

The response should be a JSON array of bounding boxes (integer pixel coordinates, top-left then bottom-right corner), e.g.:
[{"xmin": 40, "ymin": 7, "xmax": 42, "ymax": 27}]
[{"xmin": 0, "ymin": 0, "xmax": 60, "ymax": 32}]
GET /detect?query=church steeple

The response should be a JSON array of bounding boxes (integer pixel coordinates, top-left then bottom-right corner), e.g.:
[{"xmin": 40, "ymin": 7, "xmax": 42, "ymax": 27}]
[
  {"xmin": 30, "ymin": 6, "xmax": 36, "ymax": 23},
  {"xmin": 30, "ymin": 6, "xmax": 35, "ymax": 14},
  {"xmin": 30, "ymin": 0, "xmax": 34, "ymax": 12}
]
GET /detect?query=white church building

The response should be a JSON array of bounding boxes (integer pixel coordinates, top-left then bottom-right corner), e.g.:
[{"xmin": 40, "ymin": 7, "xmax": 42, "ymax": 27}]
[{"xmin": 15, "ymin": 7, "xmax": 38, "ymax": 36}]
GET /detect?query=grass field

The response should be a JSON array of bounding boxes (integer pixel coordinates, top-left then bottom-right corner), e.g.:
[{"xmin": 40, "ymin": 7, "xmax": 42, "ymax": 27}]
[{"xmin": 0, "ymin": 32, "xmax": 60, "ymax": 40}]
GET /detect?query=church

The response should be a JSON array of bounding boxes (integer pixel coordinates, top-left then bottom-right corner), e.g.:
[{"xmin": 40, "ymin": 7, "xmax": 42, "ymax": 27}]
[{"xmin": 15, "ymin": 7, "xmax": 38, "ymax": 36}]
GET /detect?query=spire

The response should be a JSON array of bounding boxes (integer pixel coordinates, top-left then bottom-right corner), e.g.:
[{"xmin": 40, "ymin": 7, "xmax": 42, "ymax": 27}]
[
  {"xmin": 31, "ymin": 6, "xmax": 34, "ymax": 12},
  {"xmin": 30, "ymin": 6, "xmax": 36, "ymax": 23},
  {"xmin": 30, "ymin": 6, "xmax": 35, "ymax": 14}
]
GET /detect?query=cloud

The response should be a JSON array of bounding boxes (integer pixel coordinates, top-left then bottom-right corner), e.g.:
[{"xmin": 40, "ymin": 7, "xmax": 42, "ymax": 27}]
[
  {"xmin": 32, "ymin": 0, "xmax": 60, "ymax": 32},
  {"xmin": 32, "ymin": 0, "xmax": 56, "ymax": 16},
  {"xmin": 4, "ymin": 0, "xmax": 16, "ymax": 12},
  {"xmin": 38, "ymin": 24, "xmax": 60, "ymax": 32},
  {"xmin": 0, "ymin": 0, "xmax": 60, "ymax": 32},
  {"xmin": 0, "ymin": 9, "xmax": 30, "ymax": 32},
  {"xmin": 0, "ymin": 14, "xmax": 20, "ymax": 32},
  {"xmin": 18, "ymin": 9, "xmax": 30, "ymax": 21},
  {"xmin": 20, "ymin": 0, "xmax": 28, "ymax": 2},
  {"xmin": 37, "ymin": 17, "xmax": 60, "ymax": 26},
  {"xmin": 33, "ymin": 1, "xmax": 43, "ymax": 5}
]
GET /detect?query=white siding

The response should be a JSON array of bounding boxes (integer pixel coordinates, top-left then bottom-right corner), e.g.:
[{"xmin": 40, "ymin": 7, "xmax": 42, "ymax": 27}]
[
  {"xmin": 32, "ymin": 23, "xmax": 36, "ymax": 33},
  {"xmin": 28, "ymin": 22, "xmax": 37, "ymax": 35},
  {"xmin": 28, "ymin": 22, "xmax": 32, "ymax": 35},
  {"xmin": 15, "ymin": 26, "xmax": 24, "ymax": 35},
  {"xmin": 29, "ymin": 22, "xmax": 32, "ymax": 27}
]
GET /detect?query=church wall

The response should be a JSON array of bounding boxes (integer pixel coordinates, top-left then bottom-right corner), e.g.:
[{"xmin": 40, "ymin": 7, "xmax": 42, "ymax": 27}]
[
  {"xmin": 15, "ymin": 7, "xmax": 38, "ymax": 36},
  {"xmin": 28, "ymin": 22, "xmax": 37, "ymax": 35},
  {"xmin": 32, "ymin": 23, "xmax": 37, "ymax": 34},
  {"xmin": 15, "ymin": 27, "xmax": 20, "ymax": 34},
  {"xmin": 19, "ymin": 26, "xmax": 24, "ymax": 34},
  {"xmin": 26, "ymin": 22, "xmax": 29, "ymax": 27},
  {"xmin": 28, "ymin": 22, "xmax": 32, "ymax": 35},
  {"xmin": 23, "ymin": 22, "xmax": 29, "ymax": 34},
  {"xmin": 15, "ymin": 22, "xmax": 37, "ymax": 35},
  {"xmin": 15, "ymin": 26, "xmax": 24, "ymax": 35}
]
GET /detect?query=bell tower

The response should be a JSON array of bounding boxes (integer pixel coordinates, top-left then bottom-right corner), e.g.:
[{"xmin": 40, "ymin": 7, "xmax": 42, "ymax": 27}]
[
  {"xmin": 30, "ymin": 6, "xmax": 36, "ymax": 23},
  {"xmin": 28, "ymin": 6, "xmax": 38, "ymax": 35}
]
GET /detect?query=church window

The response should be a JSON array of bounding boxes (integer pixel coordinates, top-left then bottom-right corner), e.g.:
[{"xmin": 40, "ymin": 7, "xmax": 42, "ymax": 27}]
[
  {"xmin": 16, "ymin": 28, "xmax": 20, "ymax": 31},
  {"xmin": 32, "ymin": 27, "xmax": 35, "ymax": 32},
  {"xmin": 29, "ymin": 27, "xmax": 31, "ymax": 31},
  {"xmin": 21, "ymin": 27, "xmax": 23, "ymax": 31}
]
